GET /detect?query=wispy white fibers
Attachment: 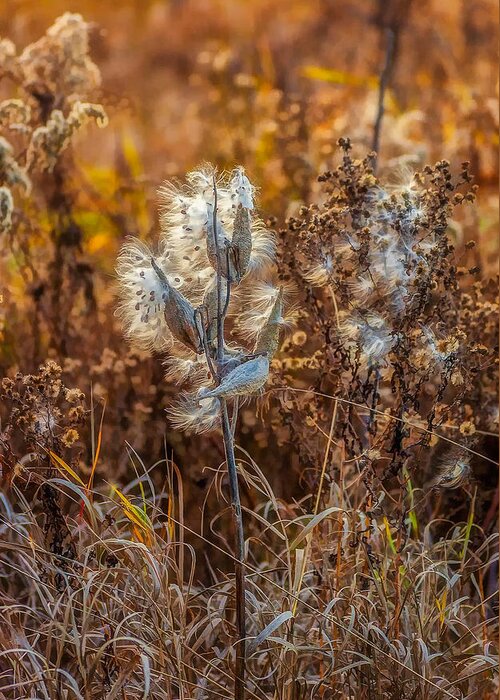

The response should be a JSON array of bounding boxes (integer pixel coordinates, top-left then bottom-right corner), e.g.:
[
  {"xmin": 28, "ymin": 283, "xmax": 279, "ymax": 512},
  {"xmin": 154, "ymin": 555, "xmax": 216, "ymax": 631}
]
[
  {"xmin": 116, "ymin": 239, "xmax": 180, "ymax": 352},
  {"xmin": 116, "ymin": 165, "xmax": 282, "ymax": 434}
]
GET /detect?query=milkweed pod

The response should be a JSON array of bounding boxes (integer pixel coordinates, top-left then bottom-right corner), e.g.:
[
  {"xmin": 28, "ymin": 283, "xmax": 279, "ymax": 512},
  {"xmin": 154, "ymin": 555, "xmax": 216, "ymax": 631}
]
[
  {"xmin": 254, "ymin": 288, "xmax": 284, "ymax": 359},
  {"xmin": 232, "ymin": 204, "xmax": 252, "ymax": 279},
  {"xmin": 201, "ymin": 276, "xmax": 225, "ymax": 344},
  {"xmin": 219, "ymin": 350, "xmax": 247, "ymax": 378},
  {"xmin": 205, "ymin": 203, "xmax": 239, "ymax": 281},
  {"xmin": 151, "ymin": 257, "xmax": 202, "ymax": 354},
  {"xmin": 199, "ymin": 354, "xmax": 269, "ymax": 400}
]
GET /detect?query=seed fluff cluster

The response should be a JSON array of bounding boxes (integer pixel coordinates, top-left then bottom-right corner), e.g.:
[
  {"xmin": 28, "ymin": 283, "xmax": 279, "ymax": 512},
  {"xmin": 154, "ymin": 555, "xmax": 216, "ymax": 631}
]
[
  {"xmin": 278, "ymin": 138, "xmax": 497, "ymax": 486},
  {"xmin": 117, "ymin": 166, "xmax": 287, "ymax": 433}
]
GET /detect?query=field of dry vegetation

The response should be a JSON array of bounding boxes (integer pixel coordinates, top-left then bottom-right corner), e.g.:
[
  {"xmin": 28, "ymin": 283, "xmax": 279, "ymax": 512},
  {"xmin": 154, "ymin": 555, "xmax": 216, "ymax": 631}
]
[{"xmin": 0, "ymin": 2, "xmax": 498, "ymax": 698}]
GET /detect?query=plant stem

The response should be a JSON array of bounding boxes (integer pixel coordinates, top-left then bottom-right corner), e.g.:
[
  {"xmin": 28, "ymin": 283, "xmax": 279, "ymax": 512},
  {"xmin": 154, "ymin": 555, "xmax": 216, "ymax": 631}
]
[
  {"xmin": 212, "ymin": 175, "xmax": 224, "ymax": 365},
  {"xmin": 220, "ymin": 397, "xmax": 246, "ymax": 700}
]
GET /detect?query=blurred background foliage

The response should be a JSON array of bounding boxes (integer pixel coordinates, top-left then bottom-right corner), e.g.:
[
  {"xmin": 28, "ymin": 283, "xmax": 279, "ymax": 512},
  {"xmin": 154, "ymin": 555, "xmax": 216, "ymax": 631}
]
[{"xmin": 0, "ymin": 0, "xmax": 497, "ymax": 488}]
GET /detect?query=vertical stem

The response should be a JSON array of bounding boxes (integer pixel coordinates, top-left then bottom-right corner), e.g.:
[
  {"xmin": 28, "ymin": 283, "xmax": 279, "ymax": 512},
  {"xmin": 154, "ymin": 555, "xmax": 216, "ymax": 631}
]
[
  {"xmin": 212, "ymin": 175, "xmax": 225, "ymax": 365},
  {"xmin": 220, "ymin": 397, "xmax": 246, "ymax": 700}
]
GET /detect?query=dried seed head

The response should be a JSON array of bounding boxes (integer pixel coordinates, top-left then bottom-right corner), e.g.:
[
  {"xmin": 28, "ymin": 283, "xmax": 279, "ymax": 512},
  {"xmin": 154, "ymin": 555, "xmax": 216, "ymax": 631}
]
[
  {"xmin": 0, "ymin": 135, "xmax": 31, "ymax": 192},
  {"xmin": 168, "ymin": 393, "xmax": 220, "ymax": 434},
  {"xmin": 0, "ymin": 99, "xmax": 31, "ymax": 131},
  {"xmin": 423, "ymin": 328, "xmax": 464, "ymax": 362},
  {"xmin": 433, "ymin": 450, "xmax": 471, "ymax": 489},
  {"xmin": 27, "ymin": 102, "xmax": 107, "ymax": 172},
  {"xmin": 158, "ymin": 166, "xmax": 273, "ymax": 285},
  {"xmin": 339, "ymin": 311, "xmax": 395, "ymax": 365},
  {"xmin": 304, "ymin": 259, "xmax": 333, "ymax": 287},
  {"xmin": 163, "ymin": 352, "xmax": 207, "ymax": 386},
  {"xmin": 19, "ymin": 12, "xmax": 101, "ymax": 97},
  {"xmin": 459, "ymin": 420, "xmax": 476, "ymax": 436},
  {"xmin": 247, "ymin": 223, "xmax": 275, "ymax": 271},
  {"xmin": 61, "ymin": 428, "xmax": 79, "ymax": 447}
]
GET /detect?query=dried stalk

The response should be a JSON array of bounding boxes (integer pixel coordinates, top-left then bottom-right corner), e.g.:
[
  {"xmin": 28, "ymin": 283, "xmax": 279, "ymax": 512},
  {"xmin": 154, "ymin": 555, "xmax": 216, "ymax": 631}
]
[{"xmin": 220, "ymin": 397, "xmax": 246, "ymax": 699}]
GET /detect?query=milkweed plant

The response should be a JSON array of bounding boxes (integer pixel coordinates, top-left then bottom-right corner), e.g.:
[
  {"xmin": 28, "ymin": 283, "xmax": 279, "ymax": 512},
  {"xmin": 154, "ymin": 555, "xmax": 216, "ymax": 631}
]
[{"xmin": 116, "ymin": 166, "xmax": 286, "ymax": 696}]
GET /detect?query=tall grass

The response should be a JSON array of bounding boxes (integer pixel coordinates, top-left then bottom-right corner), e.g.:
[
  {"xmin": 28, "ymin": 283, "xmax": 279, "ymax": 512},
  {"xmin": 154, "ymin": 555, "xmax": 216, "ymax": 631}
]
[{"xmin": 0, "ymin": 433, "xmax": 497, "ymax": 698}]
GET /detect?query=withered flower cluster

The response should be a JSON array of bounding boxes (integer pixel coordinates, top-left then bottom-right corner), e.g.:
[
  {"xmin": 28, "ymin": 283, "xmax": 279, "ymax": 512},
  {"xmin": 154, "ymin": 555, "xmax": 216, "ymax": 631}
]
[
  {"xmin": 278, "ymin": 138, "xmax": 498, "ymax": 497},
  {"xmin": 0, "ymin": 361, "xmax": 87, "ymax": 588},
  {"xmin": 0, "ymin": 13, "xmax": 107, "ymax": 233},
  {"xmin": 0, "ymin": 360, "xmax": 86, "ymax": 486}
]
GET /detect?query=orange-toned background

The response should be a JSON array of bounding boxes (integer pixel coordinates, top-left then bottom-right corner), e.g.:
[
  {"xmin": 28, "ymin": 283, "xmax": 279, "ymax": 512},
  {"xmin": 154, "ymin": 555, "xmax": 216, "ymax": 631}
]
[{"xmin": 1, "ymin": 0, "xmax": 497, "ymax": 268}]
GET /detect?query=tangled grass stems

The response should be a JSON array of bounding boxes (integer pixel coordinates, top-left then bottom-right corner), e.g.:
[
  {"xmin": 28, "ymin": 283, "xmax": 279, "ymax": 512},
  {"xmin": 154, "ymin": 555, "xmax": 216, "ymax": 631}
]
[
  {"xmin": 0, "ymin": 485, "xmax": 254, "ymax": 699},
  {"xmin": 0, "ymin": 451, "xmax": 497, "ymax": 697},
  {"xmin": 159, "ymin": 504, "xmax": 469, "ymax": 700},
  {"xmin": 0, "ymin": 481, "xmax": 472, "ymax": 699},
  {"xmin": 269, "ymin": 387, "xmax": 499, "ymax": 467}
]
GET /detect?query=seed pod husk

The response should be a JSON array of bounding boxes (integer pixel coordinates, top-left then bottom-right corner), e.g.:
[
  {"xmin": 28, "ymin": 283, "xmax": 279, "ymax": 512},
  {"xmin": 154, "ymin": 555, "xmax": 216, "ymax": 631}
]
[
  {"xmin": 151, "ymin": 257, "xmax": 202, "ymax": 354},
  {"xmin": 254, "ymin": 288, "xmax": 284, "ymax": 359},
  {"xmin": 202, "ymin": 276, "xmax": 226, "ymax": 344},
  {"xmin": 199, "ymin": 354, "xmax": 269, "ymax": 400},
  {"xmin": 232, "ymin": 204, "xmax": 252, "ymax": 279},
  {"xmin": 205, "ymin": 203, "xmax": 239, "ymax": 281}
]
